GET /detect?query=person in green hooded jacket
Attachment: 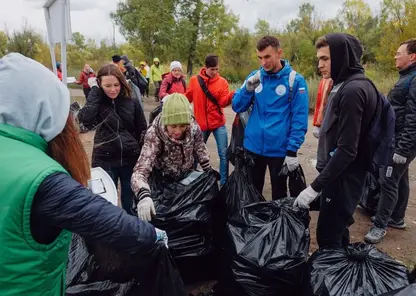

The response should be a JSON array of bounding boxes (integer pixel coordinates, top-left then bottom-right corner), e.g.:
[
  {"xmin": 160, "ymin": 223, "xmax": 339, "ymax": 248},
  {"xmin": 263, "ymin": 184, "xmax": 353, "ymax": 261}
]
[
  {"xmin": 150, "ymin": 57, "xmax": 163, "ymax": 101},
  {"xmin": 0, "ymin": 53, "xmax": 167, "ymax": 296}
]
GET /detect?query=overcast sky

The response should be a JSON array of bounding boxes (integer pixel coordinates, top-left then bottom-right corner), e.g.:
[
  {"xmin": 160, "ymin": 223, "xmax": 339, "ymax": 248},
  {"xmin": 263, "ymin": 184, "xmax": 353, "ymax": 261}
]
[{"xmin": 0, "ymin": 0, "xmax": 381, "ymax": 43}]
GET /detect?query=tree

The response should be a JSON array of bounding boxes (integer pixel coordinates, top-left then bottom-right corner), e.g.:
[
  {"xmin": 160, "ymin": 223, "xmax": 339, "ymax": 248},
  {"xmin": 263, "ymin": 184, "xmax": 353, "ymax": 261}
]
[
  {"xmin": 6, "ymin": 25, "xmax": 44, "ymax": 59},
  {"xmin": 0, "ymin": 31, "xmax": 8, "ymax": 57}
]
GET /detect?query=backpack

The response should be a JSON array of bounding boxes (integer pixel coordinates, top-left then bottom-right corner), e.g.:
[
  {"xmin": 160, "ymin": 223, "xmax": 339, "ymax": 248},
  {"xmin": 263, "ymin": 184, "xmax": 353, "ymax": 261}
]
[
  {"xmin": 167, "ymin": 78, "xmax": 186, "ymax": 93},
  {"xmin": 336, "ymin": 76, "xmax": 396, "ymax": 172}
]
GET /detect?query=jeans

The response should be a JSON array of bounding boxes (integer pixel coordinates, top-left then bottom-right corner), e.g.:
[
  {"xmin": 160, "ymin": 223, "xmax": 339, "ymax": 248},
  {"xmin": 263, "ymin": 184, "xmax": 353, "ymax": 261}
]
[
  {"xmin": 375, "ymin": 153, "xmax": 415, "ymax": 228},
  {"xmin": 106, "ymin": 166, "xmax": 135, "ymax": 215},
  {"xmin": 317, "ymin": 165, "xmax": 366, "ymax": 248},
  {"xmin": 203, "ymin": 125, "xmax": 229, "ymax": 185},
  {"xmin": 246, "ymin": 151, "xmax": 286, "ymax": 200}
]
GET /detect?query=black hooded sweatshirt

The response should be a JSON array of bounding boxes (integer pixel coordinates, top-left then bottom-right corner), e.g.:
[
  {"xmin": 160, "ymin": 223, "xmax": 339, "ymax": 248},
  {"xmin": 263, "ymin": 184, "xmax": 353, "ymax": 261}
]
[{"xmin": 311, "ymin": 33, "xmax": 380, "ymax": 193}]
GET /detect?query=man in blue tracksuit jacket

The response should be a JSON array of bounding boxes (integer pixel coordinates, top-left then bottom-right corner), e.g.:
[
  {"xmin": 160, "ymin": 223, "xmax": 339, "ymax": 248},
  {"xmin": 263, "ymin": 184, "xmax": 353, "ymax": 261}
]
[{"xmin": 232, "ymin": 36, "xmax": 309, "ymax": 200}]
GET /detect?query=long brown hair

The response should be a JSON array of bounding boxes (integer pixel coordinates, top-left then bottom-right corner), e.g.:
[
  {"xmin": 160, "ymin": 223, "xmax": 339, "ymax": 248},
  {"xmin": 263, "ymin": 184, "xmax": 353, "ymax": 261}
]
[
  {"xmin": 97, "ymin": 64, "xmax": 132, "ymax": 98},
  {"xmin": 48, "ymin": 113, "xmax": 91, "ymax": 186}
]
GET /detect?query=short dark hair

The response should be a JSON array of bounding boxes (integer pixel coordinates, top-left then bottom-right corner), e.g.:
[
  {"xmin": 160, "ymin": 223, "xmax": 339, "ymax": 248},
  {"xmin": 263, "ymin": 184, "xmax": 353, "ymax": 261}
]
[
  {"xmin": 256, "ymin": 36, "xmax": 280, "ymax": 51},
  {"xmin": 400, "ymin": 39, "xmax": 416, "ymax": 54},
  {"xmin": 205, "ymin": 54, "xmax": 219, "ymax": 68},
  {"xmin": 112, "ymin": 55, "xmax": 121, "ymax": 63},
  {"xmin": 315, "ymin": 36, "xmax": 329, "ymax": 49}
]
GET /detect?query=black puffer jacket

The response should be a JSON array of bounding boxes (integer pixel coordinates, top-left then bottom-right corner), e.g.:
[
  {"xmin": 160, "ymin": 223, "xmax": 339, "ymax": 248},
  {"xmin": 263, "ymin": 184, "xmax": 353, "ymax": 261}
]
[
  {"xmin": 31, "ymin": 172, "xmax": 156, "ymax": 252},
  {"xmin": 79, "ymin": 86, "xmax": 147, "ymax": 168},
  {"xmin": 388, "ymin": 63, "xmax": 416, "ymax": 157}
]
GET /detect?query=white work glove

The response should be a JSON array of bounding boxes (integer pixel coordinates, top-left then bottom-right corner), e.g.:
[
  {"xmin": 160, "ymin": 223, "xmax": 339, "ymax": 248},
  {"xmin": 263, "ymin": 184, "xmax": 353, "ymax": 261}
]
[
  {"xmin": 88, "ymin": 77, "xmax": 98, "ymax": 88},
  {"xmin": 313, "ymin": 126, "xmax": 320, "ymax": 139},
  {"xmin": 393, "ymin": 153, "xmax": 407, "ymax": 164},
  {"xmin": 245, "ymin": 71, "xmax": 261, "ymax": 92},
  {"xmin": 293, "ymin": 186, "xmax": 320, "ymax": 209},
  {"xmin": 155, "ymin": 227, "xmax": 169, "ymax": 248},
  {"xmin": 137, "ymin": 197, "xmax": 156, "ymax": 221},
  {"xmin": 285, "ymin": 156, "xmax": 299, "ymax": 172}
]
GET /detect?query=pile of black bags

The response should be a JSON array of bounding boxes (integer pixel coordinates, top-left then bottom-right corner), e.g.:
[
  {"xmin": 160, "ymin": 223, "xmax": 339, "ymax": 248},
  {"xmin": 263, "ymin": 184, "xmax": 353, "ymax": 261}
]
[
  {"xmin": 306, "ymin": 242, "xmax": 409, "ymax": 296},
  {"xmin": 150, "ymin": 170, "xmax": 220, "ymax": 283},
  {"xmin": 216, "ymin": 197, "xmax": 310, "ymax": 296},
  {"xmin": 66, "ymin": 234, "xmax": 187, "ymax": 296}
]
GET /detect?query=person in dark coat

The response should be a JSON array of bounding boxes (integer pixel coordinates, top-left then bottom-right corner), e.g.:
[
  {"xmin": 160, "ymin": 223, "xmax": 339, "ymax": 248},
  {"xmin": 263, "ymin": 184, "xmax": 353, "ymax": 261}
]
[
  {"xmin": 0, "ymin": 53, "xmax": 165, "ymax": 295},
  {"xmin": 79, "ymin": 63, "xmax": 147, "ymax": 215},
  {"xmin": 293, "ymin": 33, "xmax": 380, "ymax": 249},
  {"xmin": 365, "ymin": 39, "xmax": 416, "ymax": 244}
]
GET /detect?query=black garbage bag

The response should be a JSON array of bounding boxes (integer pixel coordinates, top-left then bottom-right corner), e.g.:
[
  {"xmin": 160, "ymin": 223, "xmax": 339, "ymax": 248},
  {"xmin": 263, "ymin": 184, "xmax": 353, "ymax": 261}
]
[
  {"xmin": 227, "ymin": 106, "xmax": 252, "ymax": 167},
  {"xmin": 66, "ymin": 234, "xmax": 187, "ymax": 296},
  {"xmin": 150, "ymin": 170, "xmax": 220, "ymax": 283},
  {"xmin": 216, "ymin": 198, "xmax": 310, "ymax": 296},
  {"xmin": 379, "ymin": 284, "xmax": 416, "ymax": 296},
  {"xmin": 278, "ymin": 165, "xmax": 320, "ymax": 210},
  {"xmin": 149, "ymin": 105, "xmax": 163, "ymax": 125},
  {"xmin": 306, "ymin": 242, "xmax": 409, "ymax": 296},
  {"xmin": 359, "ymin": 171, "xmax": 380, "ymax": 215},
  {"xmin": 220, "ymin": 150, "xmax": 264, "ymax": 219}
]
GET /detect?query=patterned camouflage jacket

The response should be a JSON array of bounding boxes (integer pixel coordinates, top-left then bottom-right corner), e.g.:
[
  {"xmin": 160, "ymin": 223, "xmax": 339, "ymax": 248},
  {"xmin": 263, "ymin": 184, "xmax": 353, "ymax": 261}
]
[{"xmin": 131, "ymin": 113, "xmax": 211, "ymax": 194}]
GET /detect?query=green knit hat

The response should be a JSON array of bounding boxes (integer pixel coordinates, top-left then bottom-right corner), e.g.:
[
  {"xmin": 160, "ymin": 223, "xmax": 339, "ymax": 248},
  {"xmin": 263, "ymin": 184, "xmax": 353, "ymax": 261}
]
[{"xmin": 161, "ymin": 93, "xmax": 192, "ymax": 125}]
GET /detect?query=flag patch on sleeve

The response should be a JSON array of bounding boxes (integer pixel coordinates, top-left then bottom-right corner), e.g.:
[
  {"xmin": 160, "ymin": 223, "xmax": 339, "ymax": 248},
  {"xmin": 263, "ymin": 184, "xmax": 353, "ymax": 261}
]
[{"xmin": 299, "ymin": 87, "xmax": 306, "ymax": 93}]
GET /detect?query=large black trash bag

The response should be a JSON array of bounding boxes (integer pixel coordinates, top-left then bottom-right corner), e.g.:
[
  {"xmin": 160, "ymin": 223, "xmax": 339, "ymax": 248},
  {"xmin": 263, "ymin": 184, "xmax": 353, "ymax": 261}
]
[
  {"xmin": 359, "ymin": 171, "xmax": 380, "ymax": 215},
  {"xmin": 216, "ymin": 198, "xmax": 310, "ymax": 296},
  {"xmin": 150, "ymin": 170, "xmax": 220, "ymax": 283},
  {"xmin": 149, "ymin": 105, "xmax": 163, "ymax": 125},
  {"xmin": 379, "ymin": 284, "xmax": 416, "ymax": 296},
  {"xmin": 220, "ymin": 149, "xmax": 265, "ymax": 219},
  {"xmin": 278, "ymin": 164, "xmax": 320, "ymax": 211},
  {"xmin": 227, "ymin": 106, "xmax": 252, "ymax": 167},
  {"xmin": 306, "ymin": 242, "xmax": 409, "ymax": 296},
  {"xmin": 66, "ymin": 234, "xmax": 187, "ymax": 296}
]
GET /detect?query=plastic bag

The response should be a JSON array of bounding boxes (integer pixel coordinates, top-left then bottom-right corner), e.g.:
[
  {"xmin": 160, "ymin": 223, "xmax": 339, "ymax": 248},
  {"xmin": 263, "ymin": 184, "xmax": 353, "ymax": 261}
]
[
  {"xmin": 379, "ymin": 284, "xmax": 416, "ymax": 296},
  {"xmin": 227, "ymin": 106, "xmax": 252, "ymax": 167},
  {"xmin": 66, "ymin": 234, "xmax": 187, "ymax": 296},
  {"xmin": 150, "ymin": 170, "xmax": 220, "ymax": 283},
  {"xmin": 216, "ymin": 198, "xmax": 310, "ymax": 296},
  {"xmin": 149, "ymin": 105, "xmax": 163, "ymax": 125},
  {"xmin": 278, "ymin": 164, "xmax": 320, "ymax": 210},
  {"xmin": 219, "ymin": 151, "xmax": 265, "ymax": 219},
  {"xmin": 359, "ymin": 171, "xmax": 380, "ymax": 215},
  {"xmin": 306, "ymin": 242, "xmax": 409, "ymax": 296}
]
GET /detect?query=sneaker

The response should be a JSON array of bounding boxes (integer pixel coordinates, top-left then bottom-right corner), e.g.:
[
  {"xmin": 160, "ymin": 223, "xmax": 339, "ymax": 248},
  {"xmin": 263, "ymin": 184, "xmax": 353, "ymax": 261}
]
[
  {"xmin": 365, "ymin": 227, "xmax": 387, "ymax": 244},
  {"xmin": 388, "ymin": 219, "xmax": 407, "ymax": 229},
  {"xmin": 370, "ymin": 216, "xmax": 406, "ymax": 229}
]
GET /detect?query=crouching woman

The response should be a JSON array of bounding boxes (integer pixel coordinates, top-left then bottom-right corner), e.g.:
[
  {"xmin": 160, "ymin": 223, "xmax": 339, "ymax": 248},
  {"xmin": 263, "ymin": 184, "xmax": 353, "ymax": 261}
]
[{"xmin": 131, "ymin": 93, "xmax": 213, "ymax": 221}]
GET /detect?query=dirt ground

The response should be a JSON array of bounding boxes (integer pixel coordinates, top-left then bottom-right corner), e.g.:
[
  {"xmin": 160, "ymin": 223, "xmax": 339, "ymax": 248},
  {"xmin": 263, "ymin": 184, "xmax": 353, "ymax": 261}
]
[{"xmin": 71, "ymin": 89, "xmax": 416, "ymax": 271}]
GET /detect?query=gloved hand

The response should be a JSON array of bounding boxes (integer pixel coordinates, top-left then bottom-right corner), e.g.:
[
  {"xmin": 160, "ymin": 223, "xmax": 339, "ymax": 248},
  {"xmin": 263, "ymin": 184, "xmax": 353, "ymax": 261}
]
[
  {"xmin": 393, "ymin": 153, "xmax": 407, "ymax": 164},
  {"xmin": 137, "ymin": 196, "xmax": 156, "ymax": 221},
  {"xmin": 293, "ymin": 186, "xmax": 319, "ymax": 209},
  {"xmin": 285, "ymin": 156, "xmax": 299, "ymax": 172},
  {"xmin": 312, "ymin": 126, "xmax": 320, "ymax": 139},
  {"xmin": 245, "ymin": 71, "xmax": 261, "ymax": 92},
  {"xmin": 155, "ymin": 227, "xmax": 168, "ymax": 248},
  {"xmin": 88, "ymin": 77, "xmax": 98, "ymax": 88}
]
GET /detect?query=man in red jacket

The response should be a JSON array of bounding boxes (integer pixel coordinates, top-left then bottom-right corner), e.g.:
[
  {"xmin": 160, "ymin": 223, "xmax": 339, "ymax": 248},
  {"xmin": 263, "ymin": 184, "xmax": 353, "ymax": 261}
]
[
  {"xmin": 186, "ymin": 54, "xmax": 234, "ymax": 185},
  {"xmin": 75, "ymin": 64, "xmax": 96, "ymax": 99}
]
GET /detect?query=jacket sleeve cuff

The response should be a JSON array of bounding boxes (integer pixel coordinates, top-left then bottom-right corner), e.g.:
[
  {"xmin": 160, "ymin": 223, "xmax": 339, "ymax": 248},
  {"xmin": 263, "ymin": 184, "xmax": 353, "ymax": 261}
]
[
  {"xmin": 200, "ymin": 160, "xmax": 211, "ymax": 171},
  {"xmin": 286, "ymin": 150, "xmax": 297, "ymax": 157},
  {"xmin": 137, "ymin": 188, "xmax": 151, "ymax": 202},
  {"xmin": 310, "ymin": 180, "xmax": 323, "ymax": 193}
]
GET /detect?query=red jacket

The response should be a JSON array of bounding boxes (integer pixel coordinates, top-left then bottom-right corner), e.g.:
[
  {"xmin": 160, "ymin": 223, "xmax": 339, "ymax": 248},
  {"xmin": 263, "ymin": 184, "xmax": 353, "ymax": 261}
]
[
  {"xmin": 186, "ymin": 68, "xmax": 234, "ymax": 131},
  {"xmin": 159, "ymin": 73, "xmax": 186, "ymax": 98},
  {"xmin": 57, "ymin": 69, "xmax": 62, "ymax": 81},
  {"xmin": 313, "ymin": 78, "xmax": 333, "ymax": 127},
  {"xmin": 77, "ymin": 71, "xmax": 96, "ymax": 89}
]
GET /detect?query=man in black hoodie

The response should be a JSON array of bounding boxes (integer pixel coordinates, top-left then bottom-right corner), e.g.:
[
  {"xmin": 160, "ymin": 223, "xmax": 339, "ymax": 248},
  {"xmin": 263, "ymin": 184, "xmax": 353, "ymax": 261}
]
[{"xmin": 293, "ymin": 33, "xmax": 380, "ymax": 248}]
